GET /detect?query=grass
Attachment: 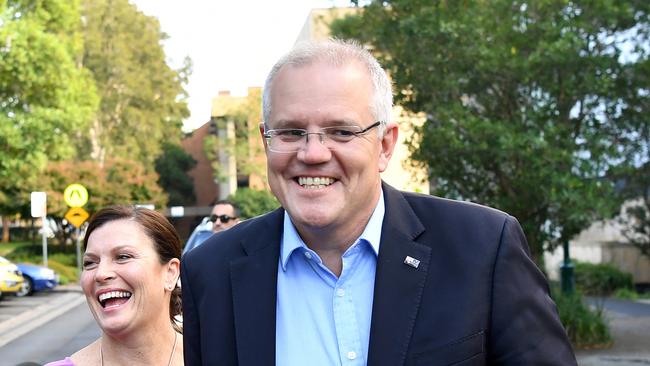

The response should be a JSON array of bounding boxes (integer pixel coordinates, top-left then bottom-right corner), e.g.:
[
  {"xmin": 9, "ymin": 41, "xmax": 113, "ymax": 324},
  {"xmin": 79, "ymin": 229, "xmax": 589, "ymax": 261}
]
[
  {"xmin": 614, "ymin": 287, "xmax": 650, "ymax": 300},
  {"xmin": 1, "ymin": 241, "xmax": 80, "ymax": 283},
  {"xmin": 0, "ymin": 241, "xmax": 32, "ymax": 256}
]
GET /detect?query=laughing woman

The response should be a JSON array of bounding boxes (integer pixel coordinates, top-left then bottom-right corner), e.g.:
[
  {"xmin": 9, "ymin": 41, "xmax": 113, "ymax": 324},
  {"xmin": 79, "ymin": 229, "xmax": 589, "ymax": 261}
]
[{"xmin": 46, "ymin": 206, "xmax": 183, "ymax": 366}]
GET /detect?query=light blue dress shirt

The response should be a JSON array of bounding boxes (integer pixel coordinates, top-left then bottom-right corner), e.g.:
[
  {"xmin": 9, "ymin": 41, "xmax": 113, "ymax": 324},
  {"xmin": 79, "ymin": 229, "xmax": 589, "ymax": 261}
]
[{"xmin": 276, "ymin": 191, "xmax": 385, "ymax": 366}]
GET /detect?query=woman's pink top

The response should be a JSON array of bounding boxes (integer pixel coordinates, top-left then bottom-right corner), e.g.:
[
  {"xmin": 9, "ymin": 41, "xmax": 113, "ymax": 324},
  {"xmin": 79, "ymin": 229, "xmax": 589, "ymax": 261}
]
[{"xmin": 44, "ymin": 357, "xmax": 75, "ymax": 366}]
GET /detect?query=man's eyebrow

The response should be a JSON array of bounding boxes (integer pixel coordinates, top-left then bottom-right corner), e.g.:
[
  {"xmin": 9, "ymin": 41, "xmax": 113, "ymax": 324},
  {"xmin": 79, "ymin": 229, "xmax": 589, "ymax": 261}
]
[
  {"xmin": 323, "ymin": 119, "xmax": 358, "ymax": 127},
  {"xmin": 270, "ymin": 119, "xmax": 359, "ymax": 128},
  {"xmin": 269, "ymin": 119, "xmax": 304, "ymax": 129}
]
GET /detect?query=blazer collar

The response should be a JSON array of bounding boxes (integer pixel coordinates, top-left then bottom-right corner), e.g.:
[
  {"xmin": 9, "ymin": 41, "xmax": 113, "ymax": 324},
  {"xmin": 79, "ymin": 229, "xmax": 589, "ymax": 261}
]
[
  {"xmin": 230, "ymin": 208, "xmax": 284, "ymax": 366},
  {"xmin": 368, "ymin": 183, "xmax": 431, "ymax": 366}
]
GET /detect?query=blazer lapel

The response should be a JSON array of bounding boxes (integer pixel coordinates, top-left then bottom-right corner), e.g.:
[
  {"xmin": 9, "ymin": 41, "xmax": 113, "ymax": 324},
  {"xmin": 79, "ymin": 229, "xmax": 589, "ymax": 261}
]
[
  {"xmin": 230, "ymin": 209, "xmax": 283, "ymax": 366},
  {"xmin": 368, "ymin": 184, "xmax": 431, "ymax": 366}
]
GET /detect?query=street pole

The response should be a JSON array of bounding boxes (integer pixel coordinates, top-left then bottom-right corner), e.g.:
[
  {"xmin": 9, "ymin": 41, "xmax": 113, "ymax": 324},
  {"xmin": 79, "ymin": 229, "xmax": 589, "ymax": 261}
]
[
  {"xmin": 41, "ymin": 216, "xmax": 48, "ymax": 268},
  {"xmin": 76, "ymin": 227, "xmax": 82, "ymax": 274},
  {"xmin": 560, "ymin": 240, "xmax": 574, "ymax": 294}
]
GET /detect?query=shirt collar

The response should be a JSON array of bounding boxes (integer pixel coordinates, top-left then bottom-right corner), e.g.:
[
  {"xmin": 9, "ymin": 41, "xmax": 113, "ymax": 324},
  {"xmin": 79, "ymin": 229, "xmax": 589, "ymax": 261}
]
[{"xmin": 280, "ymin": 189, "xmax": 385, "ymax": 271}]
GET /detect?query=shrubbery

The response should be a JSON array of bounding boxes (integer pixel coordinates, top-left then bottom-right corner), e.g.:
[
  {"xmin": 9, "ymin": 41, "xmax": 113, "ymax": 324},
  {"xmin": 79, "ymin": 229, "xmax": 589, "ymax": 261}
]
[
  {"xmin": 229, "ymin": 188, "xmax": 280, "ymax": 219},
  {"xmin": 574, "ymin": 262, "xmax": 634, "ymax": 296},
  {"xmin": 552, "ymin": 288, "xmax": 612, "ymax": 349}
]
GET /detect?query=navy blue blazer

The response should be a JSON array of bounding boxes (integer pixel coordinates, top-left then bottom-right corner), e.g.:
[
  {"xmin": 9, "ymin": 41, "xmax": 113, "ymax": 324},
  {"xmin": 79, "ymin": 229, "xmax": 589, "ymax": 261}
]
[{"xmin": 181, "ymin": 183, "xmax": 577, "ymax": 365}]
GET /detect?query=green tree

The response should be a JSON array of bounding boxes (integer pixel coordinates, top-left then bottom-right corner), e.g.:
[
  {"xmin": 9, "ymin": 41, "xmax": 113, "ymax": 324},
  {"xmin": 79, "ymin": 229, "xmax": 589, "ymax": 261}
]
[
  {"xmin": 155, "ymin": 142, "xmax": 197, "ymax": 206},
  {"xmin": 79, "ymin": 0, "xmax": 190, "ymax": 168},
  {"xmin": 228, "ymin": 188, "xmax": 279, "ymax": 219},
  {"xmin": 0, "ymin": 0, "xmax": 98, "ymax": 241},
  {"xmin": 40, "ymin": 159, "xmax": 167, "ymax": 245},
  {"xmin": 333, "ymin": 0, "xmax": 650, "ymax": 261},
  {"xmin": 618, "ymin": 162, "xmax": 650, "ymax": 257}
]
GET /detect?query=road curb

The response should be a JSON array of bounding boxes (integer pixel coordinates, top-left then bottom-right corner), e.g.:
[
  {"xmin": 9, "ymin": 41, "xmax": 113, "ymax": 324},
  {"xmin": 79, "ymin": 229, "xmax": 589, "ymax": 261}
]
[{"xmin": 0, "ymin": 290, "xmax": 87, "ymax": 348}]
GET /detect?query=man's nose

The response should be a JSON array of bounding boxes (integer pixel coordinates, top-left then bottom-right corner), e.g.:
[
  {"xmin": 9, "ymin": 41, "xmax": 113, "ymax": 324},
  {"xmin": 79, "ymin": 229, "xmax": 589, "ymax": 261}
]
[{"xmin": 298, "ymin": 133, "xmax": 331, "ymax": 163}]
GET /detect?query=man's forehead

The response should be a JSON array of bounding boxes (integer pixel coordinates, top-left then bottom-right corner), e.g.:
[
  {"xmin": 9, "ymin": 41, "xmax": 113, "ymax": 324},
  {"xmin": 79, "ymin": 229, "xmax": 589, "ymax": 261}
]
[
  {"xmin": 213, "ymin": 204, "xmax": 234, "ymax": 213},
  {"xmin": 277, "ymin": 59, "xmax": 367, "ymax": 77}
]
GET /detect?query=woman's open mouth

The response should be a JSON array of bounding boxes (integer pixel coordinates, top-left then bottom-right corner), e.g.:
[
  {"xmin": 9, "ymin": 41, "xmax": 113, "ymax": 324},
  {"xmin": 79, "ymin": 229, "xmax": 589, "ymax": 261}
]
[{"xmin": 98, "ymin": 290, "xmax": 132, "ymax": 309}]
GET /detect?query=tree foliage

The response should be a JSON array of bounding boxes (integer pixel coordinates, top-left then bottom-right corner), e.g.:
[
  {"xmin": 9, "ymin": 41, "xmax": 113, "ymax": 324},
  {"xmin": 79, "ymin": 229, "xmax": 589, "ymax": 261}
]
[
  {"xmin": 0, "ymin": 0, "xmax": 98, "ymax": 241},
  {"xmin": 618, "ymin": 162, "xmax": 650, "ymax": 257},
  {"xmin": 41, "ymin": 159, "xmax": 166, "ymax": 215},
  {"xmin": 0, "ymin": 0, "xmax": 193, "ymax": 240},
  {"xmin": 0, "ymin": 0, "xmax": 98, "ymax": 212},
  {"xmin": 79, "ymin": 0, "xmax": 190, "ymax": 168},
  {"xmin": 228, "ymin": 188, "xmax": 279, "ymax": 220},
  {"xmin": 333, "ymin": 0, "xmax": 650, "ymax": 260},
  {"xmin": 155, "ymin": 142, "xmax": 197, "ymax": 206},
  {"xmin": 38, "ymin": 159, "xmax": 166, "ymax": 245}
]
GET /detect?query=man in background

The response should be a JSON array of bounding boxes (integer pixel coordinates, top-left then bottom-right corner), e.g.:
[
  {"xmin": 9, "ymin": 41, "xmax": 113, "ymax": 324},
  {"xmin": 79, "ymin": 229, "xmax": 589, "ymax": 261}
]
[
  {"xmin": 210, "ymin": 199, "xmax": 240, "ymax": 233},
  {"xmin": 182, "ymin": 200, "xmax": 240, "ymax": 255}
]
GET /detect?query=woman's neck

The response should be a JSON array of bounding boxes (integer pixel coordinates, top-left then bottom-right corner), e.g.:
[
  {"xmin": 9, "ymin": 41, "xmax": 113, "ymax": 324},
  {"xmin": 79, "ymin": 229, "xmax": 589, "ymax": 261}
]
[{"xmin": 101, "ymin": 325, "xmax": 178, "ymax": 365}]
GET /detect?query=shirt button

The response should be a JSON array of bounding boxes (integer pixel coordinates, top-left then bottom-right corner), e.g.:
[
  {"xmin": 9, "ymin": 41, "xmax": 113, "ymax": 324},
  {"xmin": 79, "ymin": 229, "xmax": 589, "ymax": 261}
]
[
  {"xmin": 304, "ymin": 252, "xmax": 312, "ymax": 260},
  {"xmin": 347, "ymin": 351, "xmax": 357, "ymax": 360},
  {"xmin": 336, "ymin": 288, "xmax": 345, "ymax": 297}
]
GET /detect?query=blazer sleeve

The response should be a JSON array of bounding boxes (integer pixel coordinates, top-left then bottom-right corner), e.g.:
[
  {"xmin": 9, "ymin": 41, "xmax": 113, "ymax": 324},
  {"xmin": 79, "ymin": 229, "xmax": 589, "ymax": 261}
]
[
  {"xmin": 487, "ymin": 216, "xmax": 577, "ymax": 365},
  {"xmin": 181, "ymin": 258, "xmax": 202, "ymax": 366}
]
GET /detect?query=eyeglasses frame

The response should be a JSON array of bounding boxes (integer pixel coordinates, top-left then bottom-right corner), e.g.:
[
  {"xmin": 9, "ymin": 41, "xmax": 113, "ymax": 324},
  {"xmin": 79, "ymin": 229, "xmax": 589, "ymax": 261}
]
[{"xmin": 262, "ymin": 121, "xmax": 383, "ymax": 153}]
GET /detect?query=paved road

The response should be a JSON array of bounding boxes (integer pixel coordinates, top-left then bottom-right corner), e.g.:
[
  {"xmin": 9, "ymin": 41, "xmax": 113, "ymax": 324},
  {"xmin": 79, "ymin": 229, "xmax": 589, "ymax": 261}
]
[
  {"xmin": 576, "ymin": 298, "xmax": 650, "ymax": 366},
  {"xmin": 0, "ymin": 286, "xmax": 100, "ymax": 365},
  {"xmin": 1, "ymin": 285, "xmax": 648, "ymax": 366}
]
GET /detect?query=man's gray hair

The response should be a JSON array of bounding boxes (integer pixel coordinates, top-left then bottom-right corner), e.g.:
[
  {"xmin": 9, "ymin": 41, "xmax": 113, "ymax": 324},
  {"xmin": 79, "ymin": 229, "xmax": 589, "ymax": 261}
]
[{"xmin": 262, "ymin": 39, "xmax": 393, "ymax": 131}]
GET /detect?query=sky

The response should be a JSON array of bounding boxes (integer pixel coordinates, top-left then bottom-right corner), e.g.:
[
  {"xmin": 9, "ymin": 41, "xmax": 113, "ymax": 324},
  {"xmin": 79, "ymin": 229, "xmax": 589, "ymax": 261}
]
[{"xmin": 130, "ymin": 0, "xmax": 351, "ymax": 131}]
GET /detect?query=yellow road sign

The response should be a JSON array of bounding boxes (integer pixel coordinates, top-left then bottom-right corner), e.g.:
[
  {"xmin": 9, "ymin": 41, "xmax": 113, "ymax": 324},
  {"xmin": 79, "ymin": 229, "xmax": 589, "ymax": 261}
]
[
  {"xmin": 65, "ymin": 207, "xmax": 90, "ymax": 228},
  {"xmin": 63, "ymin": 183, "xmax": 88, "ymax": 207}
]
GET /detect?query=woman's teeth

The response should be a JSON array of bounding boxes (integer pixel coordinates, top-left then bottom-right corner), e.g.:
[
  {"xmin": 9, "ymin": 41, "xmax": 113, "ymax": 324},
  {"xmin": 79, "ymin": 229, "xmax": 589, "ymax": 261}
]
[{"xmin": 98, "ymin": 290, "xmax": 132, "ymax": 307}]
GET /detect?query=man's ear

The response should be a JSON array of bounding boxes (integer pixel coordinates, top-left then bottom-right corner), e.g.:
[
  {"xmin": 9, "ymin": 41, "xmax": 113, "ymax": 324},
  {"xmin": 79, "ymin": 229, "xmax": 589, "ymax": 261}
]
[
  {"xmin": 378, "ymin": 122, "xmax": 398, "ymax": 172},
  {"xmin": 259, "ymin": 122, "xmax": 268, "ymax": 149}
]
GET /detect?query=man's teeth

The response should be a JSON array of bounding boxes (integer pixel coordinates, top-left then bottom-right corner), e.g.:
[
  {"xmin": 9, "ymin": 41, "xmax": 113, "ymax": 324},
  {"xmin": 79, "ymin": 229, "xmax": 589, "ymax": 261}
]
[
  {"xmin": 98, "ymin": 290, "xmax": 132, "ymax": 303},
  {"xmin": 298, "ymin": 177, "xmax": 334, "ymax": 188}
]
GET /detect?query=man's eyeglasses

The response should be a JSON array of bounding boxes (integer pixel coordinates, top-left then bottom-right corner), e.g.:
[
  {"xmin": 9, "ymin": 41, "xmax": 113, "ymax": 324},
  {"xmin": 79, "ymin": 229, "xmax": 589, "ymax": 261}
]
[
  {"xmin": 209, "ymin": 214, "xmax": 237, "ymax": 223},
  {"xmin": 263, "ymin": 121, "xmax": 383, "ymax": 153}
]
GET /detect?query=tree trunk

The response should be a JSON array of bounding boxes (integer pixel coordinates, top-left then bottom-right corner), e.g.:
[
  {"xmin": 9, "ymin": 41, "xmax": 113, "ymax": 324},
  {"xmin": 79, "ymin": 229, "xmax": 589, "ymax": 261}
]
[{"xmin": 1, "ymin": 216, "xmax": 9, "ymax": 243}]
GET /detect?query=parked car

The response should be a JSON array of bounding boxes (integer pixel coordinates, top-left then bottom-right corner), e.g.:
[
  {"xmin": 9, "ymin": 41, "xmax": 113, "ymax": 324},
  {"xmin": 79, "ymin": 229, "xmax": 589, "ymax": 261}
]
[
  {"xmin": 0, "ymin": 256, "xmax": 24, "ymax": 298},
  {"xmin": 182, "ymin": 217, "xmax": 214, "ymax": 255},
  {"xmin": 15, "ymin": 262, "xmax": 59, "ymax": 297}
]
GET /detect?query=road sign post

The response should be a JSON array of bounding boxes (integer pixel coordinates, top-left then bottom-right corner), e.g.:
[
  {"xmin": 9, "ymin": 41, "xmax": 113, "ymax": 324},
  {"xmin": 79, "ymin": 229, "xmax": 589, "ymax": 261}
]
[{"xmin": 31, "ymin": 192, "xmax": 48, "ymax": 268}]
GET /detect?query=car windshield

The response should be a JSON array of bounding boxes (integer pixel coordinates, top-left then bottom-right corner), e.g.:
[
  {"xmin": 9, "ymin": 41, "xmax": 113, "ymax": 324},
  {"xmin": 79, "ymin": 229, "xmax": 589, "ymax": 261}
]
[{"xmin": 182, "ymin": 229, "xmax": 214, "ymax": 255}]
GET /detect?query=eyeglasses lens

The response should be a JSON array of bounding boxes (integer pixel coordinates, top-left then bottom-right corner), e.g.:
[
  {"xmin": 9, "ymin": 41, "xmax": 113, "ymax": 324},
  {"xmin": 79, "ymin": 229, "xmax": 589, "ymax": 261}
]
[{"xmin": 210, "ymin": 214, "xmax": 233, "ymax": 223}]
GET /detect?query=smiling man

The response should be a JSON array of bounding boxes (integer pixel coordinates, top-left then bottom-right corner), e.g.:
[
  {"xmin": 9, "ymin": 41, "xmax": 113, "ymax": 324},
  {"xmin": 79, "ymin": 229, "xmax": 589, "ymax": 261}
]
[{"xmin": 181, "ymin": 40, "xmax": 577, "ymax": 366}]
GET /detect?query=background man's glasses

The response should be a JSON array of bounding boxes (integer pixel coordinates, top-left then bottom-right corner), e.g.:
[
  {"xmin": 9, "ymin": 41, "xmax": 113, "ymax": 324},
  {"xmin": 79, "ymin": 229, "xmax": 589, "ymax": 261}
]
[
  {"xmin": 210, "ymin": 214, "xmax": 236, "ymax": 223},
  {"xmin": 263, "ymin": 121, "xmax": 382, "ymax": 153}
]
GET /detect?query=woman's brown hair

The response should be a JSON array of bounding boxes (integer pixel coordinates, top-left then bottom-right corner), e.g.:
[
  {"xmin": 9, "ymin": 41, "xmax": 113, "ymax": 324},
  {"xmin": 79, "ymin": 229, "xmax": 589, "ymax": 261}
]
[{"xmin": 83, "ymin": 205, "xmax": 183, "ymax": 333}]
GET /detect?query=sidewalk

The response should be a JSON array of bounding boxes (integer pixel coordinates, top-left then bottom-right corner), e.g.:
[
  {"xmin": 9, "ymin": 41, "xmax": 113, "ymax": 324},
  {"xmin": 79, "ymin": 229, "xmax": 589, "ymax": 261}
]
[
  {"xmin": 575, "ymin": 299, "xmax": 650, "ymax": 366},
  {"xmin": 0, "ymin": 284, "xmax": 86, "ymax": 348}
]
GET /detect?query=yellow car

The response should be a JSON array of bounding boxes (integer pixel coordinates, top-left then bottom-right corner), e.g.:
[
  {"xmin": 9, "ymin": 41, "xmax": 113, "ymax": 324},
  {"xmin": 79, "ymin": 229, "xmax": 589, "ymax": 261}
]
[{"xmin": 0, "ymin": 256, "xmax": 24, "ymax": 297}]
